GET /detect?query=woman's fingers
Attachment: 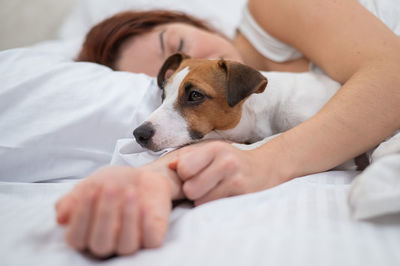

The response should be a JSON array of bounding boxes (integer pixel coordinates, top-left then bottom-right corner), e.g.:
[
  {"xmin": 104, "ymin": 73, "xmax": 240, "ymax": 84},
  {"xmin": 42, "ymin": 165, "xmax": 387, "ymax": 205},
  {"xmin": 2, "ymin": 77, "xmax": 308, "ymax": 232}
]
[
  {"xmin": 182, "ymin": 160, "xmax": 226, "ymax": 200},
  {"xmin": 175, "ymin": 143, "xmax": 217, "ymax": 181},
  {"xmin": 194, "ymin": 178, "xmax": 233, "ymax": 206},
  {"xmin": 178, "ymin": 142, "xmax": 245, "ymax": 201},
  {"xmin": 116, "ymin": 188, "xmax": 141, "ymax": 255},
  {"xmin": 56, "ymin": 179, "xmax": 96, "ymax": 225},
  {"xmin": 55, "ymin": 194, "xmax": 75, "ymax": 225},
  {"xmin": 65, "ymin": 186, "xmax": 97, "ymax": 250},
  {"xmin": 185, "ymin": 152, "xmax": 244, "ymax": 204},
  {"xmin": 88, "ymin": 185, "xmax": 122, "ymax": 258}
]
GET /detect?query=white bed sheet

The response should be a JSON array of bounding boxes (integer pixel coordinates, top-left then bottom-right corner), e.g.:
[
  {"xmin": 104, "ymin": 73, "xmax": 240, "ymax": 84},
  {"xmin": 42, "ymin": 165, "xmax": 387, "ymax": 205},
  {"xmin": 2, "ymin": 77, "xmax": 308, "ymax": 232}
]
[{"xmin": 1, "ymin": 171, "xmax": 399, "ymax": 266}]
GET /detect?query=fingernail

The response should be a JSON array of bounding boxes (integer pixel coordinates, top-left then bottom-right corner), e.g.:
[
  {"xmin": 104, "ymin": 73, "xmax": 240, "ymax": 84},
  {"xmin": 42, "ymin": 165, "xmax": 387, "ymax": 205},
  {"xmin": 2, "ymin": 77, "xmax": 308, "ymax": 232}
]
[{"xmin": 168, "ymin": 160, "xmax": 178, "ymax": 170}]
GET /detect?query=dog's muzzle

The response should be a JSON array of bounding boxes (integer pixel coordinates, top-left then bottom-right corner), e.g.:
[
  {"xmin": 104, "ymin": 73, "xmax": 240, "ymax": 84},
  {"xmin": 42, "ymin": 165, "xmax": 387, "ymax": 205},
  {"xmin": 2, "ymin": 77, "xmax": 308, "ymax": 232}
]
[{"xmin": 133, "ymin": 122, "xmax": 155, "ymax": 148}]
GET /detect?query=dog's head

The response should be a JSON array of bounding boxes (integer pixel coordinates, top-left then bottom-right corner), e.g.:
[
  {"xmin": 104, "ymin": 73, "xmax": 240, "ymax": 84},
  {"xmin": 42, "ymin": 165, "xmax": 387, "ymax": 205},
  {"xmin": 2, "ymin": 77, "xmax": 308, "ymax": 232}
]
[{"xmin": 133, "ymin": 53, "xmax": 268, "ymax": 151}]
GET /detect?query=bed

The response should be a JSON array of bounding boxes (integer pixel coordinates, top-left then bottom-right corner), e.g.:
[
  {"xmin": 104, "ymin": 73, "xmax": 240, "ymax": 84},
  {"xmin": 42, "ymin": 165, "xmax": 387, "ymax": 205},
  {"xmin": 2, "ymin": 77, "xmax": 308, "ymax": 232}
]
[{"xmin": 1, "ymin": 0, "xmax": 399, "ymax": 265}]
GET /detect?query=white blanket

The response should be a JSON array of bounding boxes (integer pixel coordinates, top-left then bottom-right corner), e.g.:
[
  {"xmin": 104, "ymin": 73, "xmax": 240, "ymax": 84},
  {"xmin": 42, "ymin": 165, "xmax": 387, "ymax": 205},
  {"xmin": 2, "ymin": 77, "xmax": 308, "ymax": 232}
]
[{"xmin": 1, "ymin": 172, "xmax": 400, "ymax": 266}]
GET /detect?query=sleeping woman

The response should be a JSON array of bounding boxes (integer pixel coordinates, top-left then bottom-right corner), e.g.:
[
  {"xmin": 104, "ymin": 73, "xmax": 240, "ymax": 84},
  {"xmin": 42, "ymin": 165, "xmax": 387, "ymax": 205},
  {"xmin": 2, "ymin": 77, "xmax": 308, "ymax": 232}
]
[{"xmin": 55, "ymin": 0, "xmax": 400, "ymax": 257}]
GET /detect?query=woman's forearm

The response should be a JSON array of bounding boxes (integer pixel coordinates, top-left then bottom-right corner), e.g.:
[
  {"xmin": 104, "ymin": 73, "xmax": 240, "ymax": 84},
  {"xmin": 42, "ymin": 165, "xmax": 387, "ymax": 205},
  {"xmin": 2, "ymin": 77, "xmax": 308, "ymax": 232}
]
[
  {"xmin": 247, "ymin": 0, "xmax": 400, "ymax": 177},
  {"xmin": 253, "ymin": 59, "xmax": 400, "ymax": 180}
]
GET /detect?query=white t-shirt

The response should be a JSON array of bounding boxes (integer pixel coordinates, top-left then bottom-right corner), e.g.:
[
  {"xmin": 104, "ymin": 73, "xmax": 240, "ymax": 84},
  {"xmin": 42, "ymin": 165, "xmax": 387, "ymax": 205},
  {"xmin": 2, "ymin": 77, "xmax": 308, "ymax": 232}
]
[{"xmin": 238, "ymin": 0, "xmax": 400, "ymax": 63}]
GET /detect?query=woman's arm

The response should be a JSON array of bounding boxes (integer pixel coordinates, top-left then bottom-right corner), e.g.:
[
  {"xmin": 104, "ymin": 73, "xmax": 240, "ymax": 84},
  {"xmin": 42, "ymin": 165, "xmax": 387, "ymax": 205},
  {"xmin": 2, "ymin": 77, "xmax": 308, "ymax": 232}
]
[
  {"xmin": 247, "ymin": 0, "xmax": 400, "ymax": 176},
  {"xmin": 171, "ymin": 0, "xmax": 400, "ymax": 205}
]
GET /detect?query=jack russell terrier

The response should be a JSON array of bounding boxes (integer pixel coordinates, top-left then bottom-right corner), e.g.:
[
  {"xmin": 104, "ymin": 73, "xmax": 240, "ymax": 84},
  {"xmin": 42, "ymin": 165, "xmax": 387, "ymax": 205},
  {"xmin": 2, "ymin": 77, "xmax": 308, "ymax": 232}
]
[{"xmin": 133, "ymin": 53, "xmax": 400, "ymax": 170}]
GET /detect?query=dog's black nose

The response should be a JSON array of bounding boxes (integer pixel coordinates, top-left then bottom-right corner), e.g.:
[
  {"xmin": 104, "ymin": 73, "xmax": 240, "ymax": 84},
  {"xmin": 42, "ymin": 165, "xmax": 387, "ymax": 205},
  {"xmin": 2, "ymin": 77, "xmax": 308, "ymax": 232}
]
[{"xmin": 133, "ymin": 122, "xmax": 155, "ymax": 147}]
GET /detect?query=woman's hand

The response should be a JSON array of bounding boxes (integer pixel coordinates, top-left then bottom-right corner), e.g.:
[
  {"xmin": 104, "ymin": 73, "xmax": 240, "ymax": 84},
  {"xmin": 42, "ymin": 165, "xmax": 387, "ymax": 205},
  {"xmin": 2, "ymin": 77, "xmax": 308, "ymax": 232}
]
[
  {"xmin": 170, "ymin": 141, "xmax": 288, "ymax": 206},
  {"xmin": 55, "ymin": 166, "xmax": 172, "ymax": 258}
]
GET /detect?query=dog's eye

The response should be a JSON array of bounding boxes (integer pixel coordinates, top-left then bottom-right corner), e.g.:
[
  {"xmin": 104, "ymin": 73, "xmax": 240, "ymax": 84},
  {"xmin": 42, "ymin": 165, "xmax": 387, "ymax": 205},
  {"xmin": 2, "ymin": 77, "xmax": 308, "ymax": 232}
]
[{"xmin": 188, "ymin": 90, "xmax": 204, "ymax": 102}]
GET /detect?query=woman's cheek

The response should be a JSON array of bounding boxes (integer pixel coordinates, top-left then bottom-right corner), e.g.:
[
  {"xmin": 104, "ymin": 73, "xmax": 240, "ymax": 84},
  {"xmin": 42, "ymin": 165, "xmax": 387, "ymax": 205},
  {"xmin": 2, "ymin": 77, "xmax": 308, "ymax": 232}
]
[{"xmin": 191, "ymin": 39, "xmax": 222, "ymax": 59}]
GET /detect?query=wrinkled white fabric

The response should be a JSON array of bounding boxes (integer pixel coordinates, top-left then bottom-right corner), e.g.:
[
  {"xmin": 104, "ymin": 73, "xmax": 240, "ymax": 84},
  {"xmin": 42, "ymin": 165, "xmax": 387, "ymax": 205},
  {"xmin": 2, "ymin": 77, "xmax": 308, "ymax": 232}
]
[
  {"xmin": 349, "ymin": 154, "xmax": 400, "ymax": 219},
  {"xmin": 1, "ymin": 171, "xmax": 400, "ymax": 266},
  {"xmin": 0, "ymin": 40, "xmax": 157, "ymax": 182}
]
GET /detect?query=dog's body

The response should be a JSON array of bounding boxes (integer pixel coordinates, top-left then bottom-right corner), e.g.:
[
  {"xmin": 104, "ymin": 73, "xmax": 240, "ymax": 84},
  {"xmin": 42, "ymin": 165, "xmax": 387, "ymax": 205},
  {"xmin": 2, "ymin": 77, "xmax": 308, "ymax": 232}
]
[
  {"xmin": 204, "ymin": 71, "xmax": 339, "ymax": 144},
  {"xmin": 133, "ymin": 53, "xmax": 399, "ymax": 170}
]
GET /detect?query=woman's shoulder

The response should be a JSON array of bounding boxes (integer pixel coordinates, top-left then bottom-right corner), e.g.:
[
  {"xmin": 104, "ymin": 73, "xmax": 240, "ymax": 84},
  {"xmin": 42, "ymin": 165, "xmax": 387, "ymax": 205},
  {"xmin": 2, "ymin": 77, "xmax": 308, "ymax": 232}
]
[
  {"xmin": 245, "ymin": 0, "xmax": 400, "ymax": 82},
  {"xmin": 237, "ymin": 5, "xmax": 302, "ymax": 63}
]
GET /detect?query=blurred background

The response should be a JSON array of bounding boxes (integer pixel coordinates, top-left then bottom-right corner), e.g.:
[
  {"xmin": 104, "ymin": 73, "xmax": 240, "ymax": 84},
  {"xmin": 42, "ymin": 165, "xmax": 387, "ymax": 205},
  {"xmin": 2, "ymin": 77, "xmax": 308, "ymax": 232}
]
[
  {"xmin": 0, "ymin": 0, "xmax": 79, "ymax": 50},
  {"xmin": 0, "ymin": 0, "xmax": 245, "ymax": 51}
]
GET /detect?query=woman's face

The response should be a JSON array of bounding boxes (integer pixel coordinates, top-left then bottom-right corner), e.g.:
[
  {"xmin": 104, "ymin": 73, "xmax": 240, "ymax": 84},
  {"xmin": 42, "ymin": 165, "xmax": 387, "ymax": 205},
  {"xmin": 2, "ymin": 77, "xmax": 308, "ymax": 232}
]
[{"xmin": 115, "ymin": 23, "xmax": 243, "ymax": 76}]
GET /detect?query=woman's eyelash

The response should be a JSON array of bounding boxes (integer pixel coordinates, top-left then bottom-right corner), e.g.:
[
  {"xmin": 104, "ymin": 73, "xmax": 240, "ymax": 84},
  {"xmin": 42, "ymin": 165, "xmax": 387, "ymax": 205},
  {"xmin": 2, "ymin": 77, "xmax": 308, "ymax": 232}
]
[{"xmin": 177, "ymin": 39, "xmax": 184, "ymax": 52}]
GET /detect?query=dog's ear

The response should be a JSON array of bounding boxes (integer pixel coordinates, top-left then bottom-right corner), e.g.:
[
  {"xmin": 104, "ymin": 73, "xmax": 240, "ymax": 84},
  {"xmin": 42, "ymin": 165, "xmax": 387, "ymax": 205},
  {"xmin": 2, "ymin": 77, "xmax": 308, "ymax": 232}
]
[
  {"xmin": 218, "ymin": 60, "xmax": 268, "ymax": 107},
  {"xmin": 157, "ymin": 52, "xmax": 190, "ymax": 89}
]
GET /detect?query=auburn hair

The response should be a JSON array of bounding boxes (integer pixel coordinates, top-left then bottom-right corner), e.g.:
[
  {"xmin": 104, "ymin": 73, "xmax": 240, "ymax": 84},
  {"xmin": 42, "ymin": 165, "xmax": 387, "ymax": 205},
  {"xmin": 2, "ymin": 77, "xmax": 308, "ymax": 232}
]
[{"xmin": 77, "ymin": 10, "xmax": 214, "ymax": 69}]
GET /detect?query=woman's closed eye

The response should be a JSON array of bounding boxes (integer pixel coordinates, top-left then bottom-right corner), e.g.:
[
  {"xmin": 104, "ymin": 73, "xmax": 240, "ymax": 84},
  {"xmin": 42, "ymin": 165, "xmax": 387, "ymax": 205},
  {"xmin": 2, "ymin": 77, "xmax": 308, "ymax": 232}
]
[
  {"xmin": 177, "ymin": 39, "xmax": 184, "ymax": 52},
  {"xmin": 159, "ymin": 30, "xmax": 184, "ymax": 55}
]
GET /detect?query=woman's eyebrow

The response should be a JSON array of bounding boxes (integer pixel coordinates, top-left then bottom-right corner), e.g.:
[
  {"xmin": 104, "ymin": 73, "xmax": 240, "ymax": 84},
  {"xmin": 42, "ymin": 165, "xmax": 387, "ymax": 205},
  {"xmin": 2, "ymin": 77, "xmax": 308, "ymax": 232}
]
[{"xmin": 159, "ymin": 29, "xmax": 167, "ymax": 56}]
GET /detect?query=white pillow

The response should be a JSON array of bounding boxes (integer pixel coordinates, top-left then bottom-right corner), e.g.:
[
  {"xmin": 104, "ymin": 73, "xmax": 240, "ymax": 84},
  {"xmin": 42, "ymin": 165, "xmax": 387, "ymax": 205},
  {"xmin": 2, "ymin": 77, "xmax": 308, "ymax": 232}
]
[
  {"xmin": 59, "ymin": 0, "xmax": 247, "ymax": 40},
  {"xmin": 0, "ymin": 40, "xmax": 161, "ymax": 182},
  {"xmin": 0, "ymin": 0, "xmax": 248, "ymax": 183}
]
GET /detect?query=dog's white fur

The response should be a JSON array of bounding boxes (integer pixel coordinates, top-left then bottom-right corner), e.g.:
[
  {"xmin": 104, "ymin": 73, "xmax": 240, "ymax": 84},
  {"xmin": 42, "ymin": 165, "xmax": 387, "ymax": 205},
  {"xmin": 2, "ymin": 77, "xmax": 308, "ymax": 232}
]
[{"xmin": 143, "ymin": 67, "xmax": 191, "ymax": 149}]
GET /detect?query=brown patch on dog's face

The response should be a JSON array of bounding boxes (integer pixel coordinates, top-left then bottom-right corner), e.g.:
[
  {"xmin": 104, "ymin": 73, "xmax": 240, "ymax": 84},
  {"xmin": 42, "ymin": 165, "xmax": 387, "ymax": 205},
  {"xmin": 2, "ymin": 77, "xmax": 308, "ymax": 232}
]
[{"xmin": 173, "ymin": 59, "xmax": 244, "ymax": 139}]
